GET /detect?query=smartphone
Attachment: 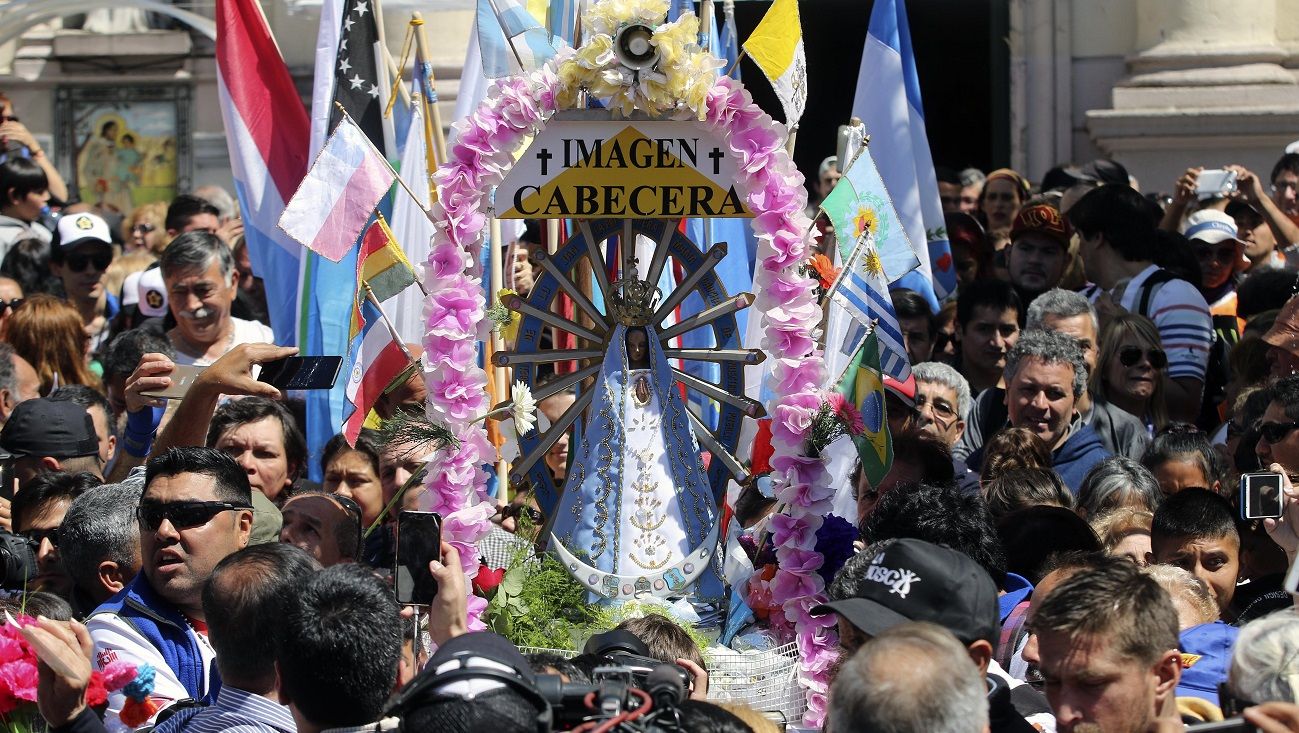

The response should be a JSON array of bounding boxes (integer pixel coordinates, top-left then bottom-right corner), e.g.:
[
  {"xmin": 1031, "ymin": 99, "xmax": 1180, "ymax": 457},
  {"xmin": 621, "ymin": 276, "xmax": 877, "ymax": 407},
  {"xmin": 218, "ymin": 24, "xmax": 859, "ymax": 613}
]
[
  {"xmin": 395, "ymin": 511, "xmax": 442, "ymax": 605},
  {"xmin": 1196, "ymin": 169, "xmax": 1239, "ymax": 200},
  {"xmin": 256, "ymin": 356, "xmax": 343, "ymax": 391},
  {"xmin": 1241, "ymin": 472, "xmax": 1284, "ymax": 520},
  {"xmin": 1185, "ymin": 719, "xmax": 1256, "ymax": 732},
  {"xmin": 139, "ymin": 364, "xmax": 207, "ymax": 400}
]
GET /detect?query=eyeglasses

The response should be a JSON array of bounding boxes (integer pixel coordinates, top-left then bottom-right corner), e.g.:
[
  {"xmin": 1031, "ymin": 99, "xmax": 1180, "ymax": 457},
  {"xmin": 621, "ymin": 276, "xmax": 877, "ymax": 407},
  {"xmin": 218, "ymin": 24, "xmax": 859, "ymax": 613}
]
[
  {"xmin": 914, "ymin": 394, "xmax": 958, "ymax": 422},
  {"xmin": 20, "ymin": 527, "xmax": 59, "ymax": 549},
  {"xmin": 137, "ymin": 500, "xmax": 252, "ymax": 531},
  {"xmin": 0, "ymin": 298, "xmax": 23, "ymax": 314},
  {"xmin": 1118, "ymin": 345, "xmax": 1167, "ymax": 369},
  {"xmin": 330, "ymin": 493, "xmax": 365, "ymax": 559},
  {"xmin": 132, "ymin": 222, "xmax": 156, "ymax": 234},
  {"xmin": 65, "ymin": 250, "xmax": 112, "ymax": 273},
  {"xmin": 1258, "ymin": 421, "xmax": 1299, "ymax": 445}
]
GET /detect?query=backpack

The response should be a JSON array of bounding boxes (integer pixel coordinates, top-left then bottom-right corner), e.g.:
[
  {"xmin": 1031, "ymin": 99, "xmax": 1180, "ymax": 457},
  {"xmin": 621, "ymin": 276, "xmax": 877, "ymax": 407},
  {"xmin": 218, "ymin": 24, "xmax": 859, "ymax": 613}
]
[{"xmin": 1133, "ymin": 269, "xmax": 1233, "ymax": 429}]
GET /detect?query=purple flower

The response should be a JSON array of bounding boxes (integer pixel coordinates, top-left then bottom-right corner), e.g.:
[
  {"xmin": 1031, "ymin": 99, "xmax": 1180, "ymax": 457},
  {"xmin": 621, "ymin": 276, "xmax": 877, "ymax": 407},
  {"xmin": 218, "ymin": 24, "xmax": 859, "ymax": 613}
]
[
  {"xmin": 814, "ymin": 515, "xmax": 859, "ymax": 586},
  {"xmin": 769, "ymin": 512, "xmax": 822, "ymax": 549}
]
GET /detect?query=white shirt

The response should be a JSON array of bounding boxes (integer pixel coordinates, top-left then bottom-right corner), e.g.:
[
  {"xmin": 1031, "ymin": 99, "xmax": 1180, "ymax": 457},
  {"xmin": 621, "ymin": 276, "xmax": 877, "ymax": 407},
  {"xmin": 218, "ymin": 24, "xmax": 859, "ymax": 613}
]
[
  {"xmin": 87, "ymin": 611, "xmax": 217, "ymax": 732},
  {"xmin": 172, "ymin": 316, "xmax": 275, "ymax": 367}
]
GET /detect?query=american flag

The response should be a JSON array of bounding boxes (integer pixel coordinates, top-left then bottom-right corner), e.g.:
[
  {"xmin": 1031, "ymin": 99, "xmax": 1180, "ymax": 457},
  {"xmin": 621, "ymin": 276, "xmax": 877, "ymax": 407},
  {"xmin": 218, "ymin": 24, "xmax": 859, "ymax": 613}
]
[{"xmin": 329, "ymin": 0, "xmax": 387, "ymax": 152}]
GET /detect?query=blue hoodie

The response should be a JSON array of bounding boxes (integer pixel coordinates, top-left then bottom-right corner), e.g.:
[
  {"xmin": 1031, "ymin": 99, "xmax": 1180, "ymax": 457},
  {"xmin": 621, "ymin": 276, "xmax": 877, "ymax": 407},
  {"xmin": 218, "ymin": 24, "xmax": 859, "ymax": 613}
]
[{"xmin": 1052, "ymin": 423, "xmax": 1111, "ymax": 492}]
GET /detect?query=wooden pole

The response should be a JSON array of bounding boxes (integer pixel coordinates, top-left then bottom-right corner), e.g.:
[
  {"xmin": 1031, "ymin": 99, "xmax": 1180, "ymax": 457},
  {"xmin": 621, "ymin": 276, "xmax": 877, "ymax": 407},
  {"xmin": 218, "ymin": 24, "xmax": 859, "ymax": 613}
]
[
  {"xmin": 384, "ymin": 21, "xmax": 416, "ymax": 118},
  {"xmin": 489, "ymin": 212, "xmax": 510, "ymax": 496},
  {"xmin": 699, "ymin": 0, "xmax": 714, "ymax": 51},
  {"xmin": 411, "ymin": 13, "xmax": 449, "ymax": 170},
  {"xmin": 332, "ymin": 101, "xmax": 434, "ymax": 225}
]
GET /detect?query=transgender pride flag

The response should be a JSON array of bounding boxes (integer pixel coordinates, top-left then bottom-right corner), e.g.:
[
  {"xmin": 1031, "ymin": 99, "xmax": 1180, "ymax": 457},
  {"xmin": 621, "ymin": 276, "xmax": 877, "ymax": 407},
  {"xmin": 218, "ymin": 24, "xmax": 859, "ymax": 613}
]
[
  {"xmin": 279, "ymin": 117, "xmax": 396, "ymax": 263},
  {"xmin": 215, "ymin": 0, "xmax": 310, "ymax": 346}
]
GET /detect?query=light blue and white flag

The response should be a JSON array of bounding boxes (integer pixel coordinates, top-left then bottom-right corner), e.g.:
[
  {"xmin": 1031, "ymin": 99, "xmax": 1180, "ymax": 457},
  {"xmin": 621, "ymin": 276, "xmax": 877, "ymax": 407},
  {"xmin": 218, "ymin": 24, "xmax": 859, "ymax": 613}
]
[
  {"xmin": 851, "ymin": 0, "xmax": 955, "ymax": 309},
  {"xmin": 819, "ymin": 145, "xmax": 920, "ymax": 285},
  {"xmin": 829, "ymin": 233, "xmax": 911, "ymax": 384},
  {"xmin": 477, "ymin": 0, "xmax": 559, "ymax": 79}
]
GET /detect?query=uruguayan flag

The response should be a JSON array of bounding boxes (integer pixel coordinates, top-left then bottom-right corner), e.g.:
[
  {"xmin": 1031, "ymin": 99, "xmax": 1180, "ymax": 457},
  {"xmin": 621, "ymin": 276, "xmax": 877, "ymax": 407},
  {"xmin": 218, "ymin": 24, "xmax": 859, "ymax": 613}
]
[
  {"xmin": 830, "ymin": 233, "xmax": 912, "ymax": 383},
  {"xmin": 477, "ymin": 0, "xmax": 559, "ymax": 79}
]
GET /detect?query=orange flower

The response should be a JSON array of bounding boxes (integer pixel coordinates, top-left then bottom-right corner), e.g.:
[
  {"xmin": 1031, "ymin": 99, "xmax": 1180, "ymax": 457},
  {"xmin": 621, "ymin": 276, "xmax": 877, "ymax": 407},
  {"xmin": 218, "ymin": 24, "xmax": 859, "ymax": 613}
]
[{"xmin": 808, "ymin": 253, "xmax": 839, "ymax": 290}]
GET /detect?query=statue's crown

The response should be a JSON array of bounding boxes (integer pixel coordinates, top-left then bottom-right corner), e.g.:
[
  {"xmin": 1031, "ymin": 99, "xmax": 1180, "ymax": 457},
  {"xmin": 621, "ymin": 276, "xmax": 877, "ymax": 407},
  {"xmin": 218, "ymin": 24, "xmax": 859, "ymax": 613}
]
[{"xmin": 608, "ymin": 278, "xmax": 660, "ymax": 327}]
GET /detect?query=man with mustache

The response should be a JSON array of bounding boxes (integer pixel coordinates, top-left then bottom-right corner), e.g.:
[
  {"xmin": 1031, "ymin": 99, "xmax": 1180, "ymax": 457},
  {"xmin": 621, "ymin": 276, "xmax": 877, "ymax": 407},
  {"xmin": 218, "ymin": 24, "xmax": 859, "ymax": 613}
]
[
  {"xmin": 160, "ymin": 231, "xmax": 272, "ymax": 367},
  {"xmin": 87, "ymin": 447, "xmax": 254, "ymax": 731}
]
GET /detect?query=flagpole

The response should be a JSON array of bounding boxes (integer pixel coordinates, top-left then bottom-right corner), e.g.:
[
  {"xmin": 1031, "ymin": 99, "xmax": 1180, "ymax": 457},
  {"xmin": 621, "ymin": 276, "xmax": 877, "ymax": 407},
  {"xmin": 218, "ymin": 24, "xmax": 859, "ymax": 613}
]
[
  {"xmin": 699, "ymin": 0, "xmax": 714, "ymax": 51},
  {"xmin": 374, "ymin": 210, "xmax": 430, "ymax": 296},
  {"xmin": 332, "ymin": 101, "xmax": 436, "ymax": 225},
  {"xmin": 411, "ymin": 12, "xmax": 449, "ymax": 169},
  {"xmin": 384, "ymin": 21, "xmax": 417, "ymax": 118},
  {"xmin": 484, "ymin": 0, "xmax": 528, "ymax": 71},
  {"xmin": 363, "ymin": 282, "xmax": 417, "ymax": 363},
  {"xmin": 488, "ymin": 210, "xmax": 510, "ymax": 498},
  {"xmin": 725, "ymin": 49, "xmax": 746, "ymax": 78}
]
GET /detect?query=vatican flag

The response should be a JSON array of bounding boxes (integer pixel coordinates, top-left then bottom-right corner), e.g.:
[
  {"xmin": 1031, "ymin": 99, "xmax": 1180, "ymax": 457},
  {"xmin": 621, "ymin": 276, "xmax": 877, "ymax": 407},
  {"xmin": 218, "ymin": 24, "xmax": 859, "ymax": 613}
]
[
  {"xmin": 742, "ymin": 0, "xmax": 807, "ymax": 125},
  {"xmin": 835, "ymin": 329, "xmax": 893, "ymax": 490}
]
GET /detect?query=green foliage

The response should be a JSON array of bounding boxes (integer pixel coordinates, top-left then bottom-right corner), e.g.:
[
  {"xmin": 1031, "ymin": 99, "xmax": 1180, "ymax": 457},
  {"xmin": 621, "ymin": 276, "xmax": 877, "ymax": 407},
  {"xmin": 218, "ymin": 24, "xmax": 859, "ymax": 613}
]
[{"xmin": 486, "ymin": 550, "xmax": 600, "ymax": 650}]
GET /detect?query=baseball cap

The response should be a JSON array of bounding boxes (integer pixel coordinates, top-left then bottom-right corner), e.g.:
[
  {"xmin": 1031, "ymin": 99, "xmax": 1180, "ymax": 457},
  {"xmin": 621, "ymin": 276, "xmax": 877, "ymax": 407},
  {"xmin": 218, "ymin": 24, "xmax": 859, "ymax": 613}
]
[
  {"xmin": 53, "ymin": 212, "xmax": 113, "ymax": 251},
  {"xmin": 0, "ymin": 399, "xmax": 99, "ymax": 459},
  {"xmin": 1263, "ymin": 295, "xmax": 1299, "ymax": 358},
  {"xmin": 389, "ymin": 631, "xmax": 538, "ymax": 715},
  {"xmin": 1176, "ymin": 621, "xmax": 1238, "ymax": 705},
  {"xmin": 811, "ymin": 538, "xmax": 1000, "ymax": 646},
  {"xmin": 883, "ymin": 374, "xmax": 916, "ymax": 408},
  {"xmin": 1010, "ymin": 204, "xmax": 1071, "ymax": 249},
  {"xmin": 121, "ymin": 271, "xmax": 143, "ymax": 308},
  {"xmin": 136, "ymin": 267, "xmax": 168, "ymax": 318},
  {"xmin": 1182, "ymin": 209, "xmax": 1241, "ymax": 246},
  {"xmin": 1079, "ymin": 158, "xmax": 1130, "ymax": 186}
]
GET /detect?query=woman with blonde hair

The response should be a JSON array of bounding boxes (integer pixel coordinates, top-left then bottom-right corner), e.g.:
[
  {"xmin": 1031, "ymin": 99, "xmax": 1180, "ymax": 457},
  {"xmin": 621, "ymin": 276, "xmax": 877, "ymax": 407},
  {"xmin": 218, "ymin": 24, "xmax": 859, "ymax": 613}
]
[
  {"xmin": 121, "ymin": 201, "xmax": 167, "ymax": 254},
  {"xmin": 6, "ymin": 294, "xmax": 100, "ymax": 392},
  {"xmin": 1093, "ymin": 312, "xmax": 1169, "ymax": 432}
]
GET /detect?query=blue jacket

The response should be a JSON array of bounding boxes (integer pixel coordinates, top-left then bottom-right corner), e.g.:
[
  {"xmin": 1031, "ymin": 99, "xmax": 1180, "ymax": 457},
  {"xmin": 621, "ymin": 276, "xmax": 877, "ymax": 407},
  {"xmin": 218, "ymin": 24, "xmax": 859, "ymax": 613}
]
[{"xmin": 1052, "ymin": 424, "xmax": 1111, "ymax": 493}]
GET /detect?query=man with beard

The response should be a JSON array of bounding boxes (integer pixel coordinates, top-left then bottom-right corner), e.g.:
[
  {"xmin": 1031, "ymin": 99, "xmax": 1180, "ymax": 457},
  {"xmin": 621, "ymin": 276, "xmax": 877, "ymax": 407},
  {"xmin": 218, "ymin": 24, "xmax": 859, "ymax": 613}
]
[
  {"xmin": 88, "ymin": 447, "xmax": 253, "ymax": 731},
  {"xmin": 160, "ymin": 231, "xmax": 272, "ymax": 367}
]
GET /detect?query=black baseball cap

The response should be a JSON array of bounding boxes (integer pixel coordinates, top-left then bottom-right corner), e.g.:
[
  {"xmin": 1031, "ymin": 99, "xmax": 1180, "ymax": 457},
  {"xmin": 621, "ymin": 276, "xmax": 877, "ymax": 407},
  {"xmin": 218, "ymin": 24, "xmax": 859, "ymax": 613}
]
[
  {"xmin": 0, "ymin": 398, "xmax": 99, "ymax": 459},
  {"xmin": 811, "ymin": 538, "xmax": 999, "ymax": 646}
]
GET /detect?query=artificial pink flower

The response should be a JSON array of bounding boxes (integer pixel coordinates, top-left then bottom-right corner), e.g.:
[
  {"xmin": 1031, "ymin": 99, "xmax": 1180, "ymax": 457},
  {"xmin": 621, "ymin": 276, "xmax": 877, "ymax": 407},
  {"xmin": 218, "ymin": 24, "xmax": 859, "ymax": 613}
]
[
  {"xmin": 768, "ymin": 326, "xmax": 815, "ymax": 361},
  {"xmin": 769, "ymin": 512, "xmax": 823, "ymax": 549},
  {"xmin": 466, "ymin": 593, "xmax": 489, "ymax": 631},
  {"xmin": 0, "ymin": 659, "xmax": 38, "ymax": 701},
  {"xmin": 102, "ymin": 661, "xmax": 139, "ymax": 691},
  {"xmin": 770, "ymin": 392, "xmax": 820, "ymax": 447},
  {"xmin": 769, "ymin": 566, "xmax": 821, "ymax": 602}
]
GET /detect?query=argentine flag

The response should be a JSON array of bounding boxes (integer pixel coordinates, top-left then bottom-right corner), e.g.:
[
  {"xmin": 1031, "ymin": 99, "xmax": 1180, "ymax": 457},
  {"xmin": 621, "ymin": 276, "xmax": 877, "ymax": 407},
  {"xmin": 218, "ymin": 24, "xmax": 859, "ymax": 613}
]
[{"xmin": 851, "ymin": 0, "xmax": 955, "ymax": 310}]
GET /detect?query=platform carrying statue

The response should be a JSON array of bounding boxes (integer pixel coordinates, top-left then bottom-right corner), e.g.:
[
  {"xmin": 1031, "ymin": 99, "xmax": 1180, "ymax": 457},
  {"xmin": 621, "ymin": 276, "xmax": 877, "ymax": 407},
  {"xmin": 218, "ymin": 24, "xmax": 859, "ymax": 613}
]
[{"xmin": 550, "ymin": 278, "xmax": 720, "ymax": 600}]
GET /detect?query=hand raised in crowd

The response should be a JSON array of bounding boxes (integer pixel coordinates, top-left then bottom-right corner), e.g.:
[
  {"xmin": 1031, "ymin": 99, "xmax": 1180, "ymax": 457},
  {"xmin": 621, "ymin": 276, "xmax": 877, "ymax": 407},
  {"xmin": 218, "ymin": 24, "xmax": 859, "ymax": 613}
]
[
  {"xmin": 124, "ymin": 351, "xmax": 178, "ymax": 413},
  {"xmin": 190, "ymin": 342, "xmax": 298, "ymax": 401},
  {"xmin": 1264, "ymin": 463, "xmax": 1299, "ymax": 563},
  {"xmin": 511, "ymin": 243, "xmax": 535, "ymax": 296},
  {"xmin": 1246, "ymin": 702, "xmax": 1299, "ymax": 733},
  {"xmin": 24, "ymin": 617, "xmax": 94, "ymax": 727},
  {"xmin": 1226, "ymin": 164, "xmax": 1267, "ymax": 204},
  {"xmin": 1172, "ymin": 166, "xmax": 1203, "ymax": 207},
  {"xmin": 677, "ymin": 656, "xmax": 709, "ymax": 701},
  {"xmin": 216, "ymin": 217, "xmax": 244, "ymax": 246},
  {"xmin": 427, "ymin": 541, "xmax": 469, "ymax": 646},
  {"xmin": 0, "ymin": 119, "xmax": 41, "ymax": 156}
]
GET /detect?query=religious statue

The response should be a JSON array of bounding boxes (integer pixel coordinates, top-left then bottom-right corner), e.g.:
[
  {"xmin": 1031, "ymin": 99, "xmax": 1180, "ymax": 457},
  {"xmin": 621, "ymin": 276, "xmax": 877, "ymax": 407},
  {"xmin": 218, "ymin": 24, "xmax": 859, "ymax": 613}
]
[{"xmin": 550, "ymin": 278, "xmax": 720, "ymax": 600}]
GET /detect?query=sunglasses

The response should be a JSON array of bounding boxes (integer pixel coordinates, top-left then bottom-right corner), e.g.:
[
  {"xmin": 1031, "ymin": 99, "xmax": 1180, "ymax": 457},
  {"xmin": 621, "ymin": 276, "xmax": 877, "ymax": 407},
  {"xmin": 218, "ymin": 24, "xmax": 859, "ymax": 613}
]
[
  {"xmin": 1258, "ymin": 421, "xmax": 1299, "ymax": 445},
  {"xmin": 20, "ymin": 527, "xmax": 59, "ymax": 549},
  {"xmin": 0, "ymin": 298, "xmax": 22, "ymax": 314},
  {"xmin": 132, "ymin": 222, "xmax": 156, "ymax": 234},
  {"xmin": 66, "ymin": 250, "xmax": 112, "ymax": 272},
  {"xmin": 1193, "ymin": 244, "xmax": 1238, "ymax": 264},
  {"xmin": 137, "ymin": 500, "xmax": 252, "ymax": 531},
  {"xmin": 1118, "ymin": 345, "xmax": 1167, "ymax": 369},
  {"xmin": 330, "ymin": 493, "xmax": 365, "ymax": 559}
]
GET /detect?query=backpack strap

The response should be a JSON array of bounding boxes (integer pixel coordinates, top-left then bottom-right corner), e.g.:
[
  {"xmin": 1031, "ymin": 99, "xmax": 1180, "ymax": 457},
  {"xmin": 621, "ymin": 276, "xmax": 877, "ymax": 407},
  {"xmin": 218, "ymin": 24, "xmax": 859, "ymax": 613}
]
[{"xmin": 1136, "ymin": 268, "xmax": 1177, "ymax": 318}]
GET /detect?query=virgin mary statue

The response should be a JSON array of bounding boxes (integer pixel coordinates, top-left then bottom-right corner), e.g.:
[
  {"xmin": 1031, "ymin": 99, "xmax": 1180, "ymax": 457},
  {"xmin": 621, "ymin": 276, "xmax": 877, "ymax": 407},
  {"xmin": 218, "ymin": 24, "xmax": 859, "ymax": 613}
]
[{"xmin": 550, "ymin": 279, "xmax": 720, "ymax": 600}]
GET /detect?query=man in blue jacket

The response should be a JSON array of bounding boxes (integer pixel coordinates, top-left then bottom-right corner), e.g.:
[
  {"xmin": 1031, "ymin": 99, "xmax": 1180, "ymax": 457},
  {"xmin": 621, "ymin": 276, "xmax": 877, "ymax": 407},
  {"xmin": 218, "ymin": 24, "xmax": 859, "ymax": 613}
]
[{"xmin": 967, "ymin": 330, "xmax": 1111, "ymax": 492}]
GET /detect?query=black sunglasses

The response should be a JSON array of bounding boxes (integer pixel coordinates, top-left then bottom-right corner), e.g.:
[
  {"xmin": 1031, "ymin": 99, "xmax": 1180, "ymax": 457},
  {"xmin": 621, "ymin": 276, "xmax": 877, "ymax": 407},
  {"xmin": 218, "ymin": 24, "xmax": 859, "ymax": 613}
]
[
  {"xmin": 137, "ymin": 500, "xmax": 252, "ymax": 531},
  {"xmin": 1258, "ymin": 421, "xmax": 1299, "ymax": 445},
  {"xmin": 66, "ymin": 250, "xmax": 112, "ymax": 272},
  {"xmin": 0, "ymin": 298, "xmax": 22, "ymax": 314},
  {"xmin": 20, "ymin": 527, "xmax": 59, "ymax": 549},
  {"xmin": 1118, "ymin": 345, "xmax": 1167, "ymax": 369}
]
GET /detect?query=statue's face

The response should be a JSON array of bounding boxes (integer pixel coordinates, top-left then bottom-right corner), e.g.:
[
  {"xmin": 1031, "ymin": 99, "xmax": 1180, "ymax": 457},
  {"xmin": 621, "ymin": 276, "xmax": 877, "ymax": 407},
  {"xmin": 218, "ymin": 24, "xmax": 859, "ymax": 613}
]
[{"xmin": 626, "ymin": 328, "xmax": 648, "ymax": 363}]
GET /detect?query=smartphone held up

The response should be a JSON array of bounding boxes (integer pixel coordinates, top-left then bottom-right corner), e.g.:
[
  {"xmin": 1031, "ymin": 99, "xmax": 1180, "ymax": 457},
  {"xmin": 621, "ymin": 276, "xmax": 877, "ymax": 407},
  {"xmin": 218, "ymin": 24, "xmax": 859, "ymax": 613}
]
[{"xmin": 395, "ymin": 510, "xmax": 442, "ymax": 606}]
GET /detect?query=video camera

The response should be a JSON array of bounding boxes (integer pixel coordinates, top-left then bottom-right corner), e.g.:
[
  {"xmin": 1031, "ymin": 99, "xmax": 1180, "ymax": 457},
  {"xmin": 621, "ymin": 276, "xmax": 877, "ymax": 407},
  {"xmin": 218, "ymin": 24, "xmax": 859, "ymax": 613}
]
[
  {"xmin": 0, "ymin": 530, "xmax": 37, "ymax": 590},
  {"xmin": 387, "ymin": 631, "xmax": 698, "ymax": 733}
]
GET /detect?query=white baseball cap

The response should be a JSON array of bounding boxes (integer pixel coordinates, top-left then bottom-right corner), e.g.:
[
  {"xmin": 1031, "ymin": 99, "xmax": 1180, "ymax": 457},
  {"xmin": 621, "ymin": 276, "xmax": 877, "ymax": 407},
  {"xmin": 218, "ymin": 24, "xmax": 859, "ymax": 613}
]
[
  {"xmin": 54, "ymin": 212, "xmax": 113, "ymax": 250},
  {"xmin": 1182, "ymin": 209, "xmax": 1241, "ymax": 246},
  {"xmin": 137, "ymin": 267, "xmax": 168, "ymax": 318},
  {"xmin": 121, "ymin": 271, "xmax": 143, "ymax": 308}
]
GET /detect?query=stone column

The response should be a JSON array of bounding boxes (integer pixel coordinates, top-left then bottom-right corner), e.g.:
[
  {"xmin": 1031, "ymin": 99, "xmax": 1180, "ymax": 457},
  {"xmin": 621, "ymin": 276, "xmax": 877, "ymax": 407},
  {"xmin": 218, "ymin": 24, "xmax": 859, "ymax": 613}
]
[{"xmin": 1087, "ymin": 0, "xmax": 1299, "ymax": 192}]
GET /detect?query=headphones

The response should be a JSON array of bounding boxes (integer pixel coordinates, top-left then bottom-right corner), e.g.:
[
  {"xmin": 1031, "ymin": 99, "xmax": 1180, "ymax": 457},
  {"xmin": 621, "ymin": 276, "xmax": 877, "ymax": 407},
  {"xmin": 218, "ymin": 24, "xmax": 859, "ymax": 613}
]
[{"xmin": 385, "ymin": 653, "xmax": 554, "ymax": 733}]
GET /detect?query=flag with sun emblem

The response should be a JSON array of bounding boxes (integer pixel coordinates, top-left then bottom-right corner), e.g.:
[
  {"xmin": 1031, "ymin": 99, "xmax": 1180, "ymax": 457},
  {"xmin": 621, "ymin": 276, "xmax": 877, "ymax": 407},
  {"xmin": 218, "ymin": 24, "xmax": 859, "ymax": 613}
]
[
  {"xmin": 836, "ymin": 329, "xmax": 893, "ymax": 488},
  {"xmin": 820, "ymin": 145, "xmax": 920, "ymax": 283},
  {"xmin": 829, "ymin": 231, "xmax": 912, "ymax": 382}
]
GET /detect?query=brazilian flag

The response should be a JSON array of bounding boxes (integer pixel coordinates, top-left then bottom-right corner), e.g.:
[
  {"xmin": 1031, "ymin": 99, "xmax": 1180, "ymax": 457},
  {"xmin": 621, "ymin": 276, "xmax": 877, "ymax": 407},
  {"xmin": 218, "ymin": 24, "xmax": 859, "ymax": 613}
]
[{"xmin": 835, "ymin": 329, "xmax": 892, "ymax": 488}]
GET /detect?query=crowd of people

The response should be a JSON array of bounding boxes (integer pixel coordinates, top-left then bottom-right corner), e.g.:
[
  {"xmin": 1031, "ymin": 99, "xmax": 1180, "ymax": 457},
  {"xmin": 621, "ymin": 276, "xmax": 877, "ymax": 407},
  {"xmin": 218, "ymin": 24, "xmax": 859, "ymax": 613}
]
[{"xmin": 6, "ymin": 74, "xmax": 1299, "ymax": 731}]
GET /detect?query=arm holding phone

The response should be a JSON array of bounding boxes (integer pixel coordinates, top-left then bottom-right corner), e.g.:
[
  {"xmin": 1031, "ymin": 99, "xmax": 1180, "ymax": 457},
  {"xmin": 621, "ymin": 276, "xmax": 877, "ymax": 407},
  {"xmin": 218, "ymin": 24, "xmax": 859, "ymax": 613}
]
[{"xmin": 1227, "ymin": 164, "xmax": 1299, "ymax": 251}]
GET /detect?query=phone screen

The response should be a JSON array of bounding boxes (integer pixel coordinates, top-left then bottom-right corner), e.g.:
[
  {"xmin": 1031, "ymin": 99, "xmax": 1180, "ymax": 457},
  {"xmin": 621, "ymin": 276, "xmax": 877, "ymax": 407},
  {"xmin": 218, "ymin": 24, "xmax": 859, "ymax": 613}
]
[
  {"xmin": 395, "ymin": 511, "xmax": 442, "ymax": 606},
  {"xmin": 257, "ymin": 356, "xmax": 343, "ymax": 391},
  {"xmin": 1242, "ymin": 472, "xmax": 1284, "ymax": 520}
]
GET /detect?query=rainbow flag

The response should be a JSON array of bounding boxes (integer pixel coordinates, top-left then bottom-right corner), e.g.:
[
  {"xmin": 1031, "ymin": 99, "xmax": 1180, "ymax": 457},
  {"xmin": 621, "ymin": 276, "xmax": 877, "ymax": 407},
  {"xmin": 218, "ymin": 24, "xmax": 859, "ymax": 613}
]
[{"xmin": 835, "ymin": 329, "xmax": 892, "ymax": 488}]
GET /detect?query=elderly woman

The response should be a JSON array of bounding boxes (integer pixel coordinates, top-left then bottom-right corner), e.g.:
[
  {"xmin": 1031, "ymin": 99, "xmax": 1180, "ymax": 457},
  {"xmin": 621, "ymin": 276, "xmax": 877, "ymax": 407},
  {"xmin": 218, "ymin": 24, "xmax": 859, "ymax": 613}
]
[
  {"xmin": 1225, "ymin": 611, "xmax": 1299, "ymax": 719},
  {"xmin": 1093, "ymin": 312, "xmax": 1169, "ymax": 433},
  {"xmin": 1076, "ymin": 455, "xmax": 1163, "ymax": 519}
]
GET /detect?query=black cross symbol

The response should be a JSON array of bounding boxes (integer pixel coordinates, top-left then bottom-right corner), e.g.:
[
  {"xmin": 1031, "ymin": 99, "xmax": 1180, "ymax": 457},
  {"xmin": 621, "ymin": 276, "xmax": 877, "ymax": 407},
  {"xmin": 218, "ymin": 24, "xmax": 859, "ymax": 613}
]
[
  {"xmin": 537, "ymin": 148, "xmax": 553, "ymax": 175},
  {"xmin": 708, "ymin": 147, "xmax": 724, "ymax": 174}
]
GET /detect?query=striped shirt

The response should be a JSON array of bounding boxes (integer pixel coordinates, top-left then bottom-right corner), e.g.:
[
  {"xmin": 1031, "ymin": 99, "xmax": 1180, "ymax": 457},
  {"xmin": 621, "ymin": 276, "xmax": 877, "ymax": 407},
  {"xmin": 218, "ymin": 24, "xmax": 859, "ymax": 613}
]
[
  {"xmin": 157, "ymin": 686, "xmax": 296, "ymax": 733},
  {"xmin": 1113, "ymin": 265, "xmax": 1213, "ymax": 382}
]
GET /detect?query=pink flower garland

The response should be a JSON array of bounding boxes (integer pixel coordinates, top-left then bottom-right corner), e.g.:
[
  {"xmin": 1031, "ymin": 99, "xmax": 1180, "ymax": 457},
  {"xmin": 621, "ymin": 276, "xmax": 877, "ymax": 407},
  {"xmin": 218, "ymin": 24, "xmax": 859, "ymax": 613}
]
[{"xmin": 420, "ymin": 50, "xmax": 836, "ymax": 724}]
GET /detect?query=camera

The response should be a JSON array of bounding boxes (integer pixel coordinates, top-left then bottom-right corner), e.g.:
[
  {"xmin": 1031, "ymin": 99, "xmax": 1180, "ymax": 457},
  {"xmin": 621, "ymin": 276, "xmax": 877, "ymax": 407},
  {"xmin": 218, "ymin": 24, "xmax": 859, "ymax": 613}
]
[{"xmin": 0, "ymin": 530, "xmax": 37, "ymax": 590}]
